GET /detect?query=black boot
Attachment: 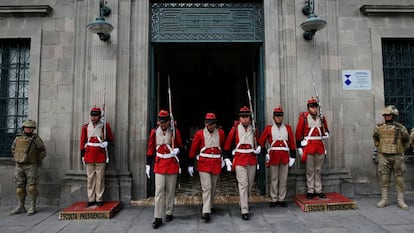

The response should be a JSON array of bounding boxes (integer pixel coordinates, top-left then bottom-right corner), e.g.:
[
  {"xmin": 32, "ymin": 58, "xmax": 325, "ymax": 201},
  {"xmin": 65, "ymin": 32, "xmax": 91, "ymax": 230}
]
[
  {"xmin": 241, "ymin": 213, "xmax": 249, "ymax": 220},
  {"xmin": 165, "ymin": 214, "xmax": 174, "ymax": 222},
  {"xmin": 152, "ymin": 218, "xmax": 162, "ymax": 229},
  {"xmin": 201, "ymin": 213, "xmax": 211, "ymax": 222}
]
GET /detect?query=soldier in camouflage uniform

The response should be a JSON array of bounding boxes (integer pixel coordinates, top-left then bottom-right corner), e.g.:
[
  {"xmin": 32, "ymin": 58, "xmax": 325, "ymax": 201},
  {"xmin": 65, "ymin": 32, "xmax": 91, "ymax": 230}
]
[
  {"xmin": 10, "ymin": 119, "xmax": 47, "ymax": 215},
  {"xmin": 373, "ymin": 105, "xmax": 409, "ymax": 210}
]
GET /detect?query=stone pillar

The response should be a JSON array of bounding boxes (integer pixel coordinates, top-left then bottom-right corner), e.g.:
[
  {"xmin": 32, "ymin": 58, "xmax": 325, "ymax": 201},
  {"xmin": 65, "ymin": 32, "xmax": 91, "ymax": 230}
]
[
  {"xmin": 60, "ymin": 0, "xmax": 132, "ymax": 207},
  {"xmin": 129, "ymin": 0, "xmax": 150, "ymax": 200}
]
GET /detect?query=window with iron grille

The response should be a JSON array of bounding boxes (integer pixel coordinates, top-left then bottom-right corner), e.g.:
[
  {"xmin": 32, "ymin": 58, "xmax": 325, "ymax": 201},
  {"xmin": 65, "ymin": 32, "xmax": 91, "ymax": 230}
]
[
  {"xmin": 382, "ymin": 39, "xmax": 414, "ymax": 131},
  {"xmin": 0, "ymin": 39, "xmax": 30, "ymax": 157}
]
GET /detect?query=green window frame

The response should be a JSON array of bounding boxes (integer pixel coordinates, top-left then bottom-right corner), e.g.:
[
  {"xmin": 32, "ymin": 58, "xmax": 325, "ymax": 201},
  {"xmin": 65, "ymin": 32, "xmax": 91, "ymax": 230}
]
[{"xmin": 0, "ymin": 39, "xmax": 30, "ymax": 157}]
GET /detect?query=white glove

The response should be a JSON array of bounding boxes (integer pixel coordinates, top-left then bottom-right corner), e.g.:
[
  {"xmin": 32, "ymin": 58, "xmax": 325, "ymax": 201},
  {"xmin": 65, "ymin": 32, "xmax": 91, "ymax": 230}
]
[
  {"xmin": 101, "ymin": 141, "xmax": 108, "ymax": 148},
  {"xmin": 224, "ymin": 158, "xmax": 232, "ymax": 172},
  {"xmin": 188, "ymin": 166, "xmax": 194, "ymax": 176},
  {"xmin": 323, "ymin": 132, "xmax": 330, "ymax": 139},
  {"xmin": 289, "ymin": 157, "xmax": 296, "ymax": 167},
  {"xmin": 82, "ymin": 157, "xmax": 86, "ymax": 166},
  {"xmin": 265, "ymin": 154, "xmax": 270, "ymax": 162},
  {"xmin": 254, "ymin": 145, "xmax": 261, "ymax": 154},
  {"xmin": 106, "ymin": 156, "xmax": 109, "ymax": 163},
  {"xmin": 145, "ymin": 165, "xmax": 150, "ymax": 178},
  {"xmin": 221, "ymin": 159, "xmax": 225, "ymax": 168},
  {"xmin": 298, "ymin": 148, "xmax": 303, "ymax": 157},
  {"xmin": 171, "ymin": 148, "xmax": 180, "ymax": 156}
]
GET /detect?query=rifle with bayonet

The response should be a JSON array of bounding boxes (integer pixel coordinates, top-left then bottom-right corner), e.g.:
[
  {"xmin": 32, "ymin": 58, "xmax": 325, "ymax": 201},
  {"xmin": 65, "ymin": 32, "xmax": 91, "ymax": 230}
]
[
  {"xmin": 311, "ymin": 75, "xmax": 326, "ymax": 136},
  {"xmin": 102, "ymin": 88, "xmax": 109, "ymax": 163},
  {"xmin": 168, "ymin": 75, "xmax": 181, "ymax": 187},
  {"xmin": 168, "ymin": 75, "xmax": 176, "ymax": 149},
  {"xmin": 245, "ymin": 76, "xmax": 257, "ymax": 148}
]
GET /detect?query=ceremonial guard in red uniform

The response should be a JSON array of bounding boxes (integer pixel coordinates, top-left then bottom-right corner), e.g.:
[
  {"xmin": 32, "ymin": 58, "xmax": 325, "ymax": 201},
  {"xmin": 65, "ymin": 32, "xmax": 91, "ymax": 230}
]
[
  {"xmin": 258, "ymin": 106, "xmax": 296, "ymax": 207},
  {"xmin": 295, "ymin": 98, "xmax": 329, "ymax": 199},
  {"xmin": 80, "ymin": 107, "xmax": 114, "ymax": 207},
  {"xmin": 146, "ymin": 110, "xmax": 183, "ymax": 229},
  {"xmin": 188, "ymin": 113, "xmax": 226, "ymax": 222},
  {"xmin": 224, "ymin": 106, "xmax": 261, "ymax": 220}
]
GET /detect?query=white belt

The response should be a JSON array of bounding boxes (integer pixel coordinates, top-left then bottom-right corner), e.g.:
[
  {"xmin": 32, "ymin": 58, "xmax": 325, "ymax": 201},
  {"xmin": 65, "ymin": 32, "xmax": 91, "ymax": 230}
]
[
  {"xmin": 85, "ymin": 142, "xmax": 102, "ymax": 147},
  {"xmin": 197, "ymin": 153, "xmax": 221, "ymax": 159},
  {"xmin": 156, "ymin": 153, "xmax": 176, "ymax": 159},
  {"xmin": 234, "ymin": 148, "xmax": 254, "ymax": 154},
  {"xmin": 269, "ymin": 147, "xmax": 290, "ymax": 151},
  {"xmin": 305, "ymin": 136, "xmax": 323, "ymax": 140},
  {"xmin": 156, "ymin": 152, "xmax": 180, "ymax": 173}
]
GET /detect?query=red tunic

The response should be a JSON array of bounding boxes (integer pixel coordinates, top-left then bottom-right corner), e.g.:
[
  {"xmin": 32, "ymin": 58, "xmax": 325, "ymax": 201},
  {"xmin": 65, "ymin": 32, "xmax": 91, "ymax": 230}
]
[
  {"xmin": 189, "ymin": 128, "xmax": 225, "ymax": 175},
  {"xmin": 259, "ymin": 124, "xmax": 296, "ymax": 165},
  {"xmin": 223, "ymin": 122, "xmax": 257, "ymax": 167},
  {"xmin": 295, "ymin": 112, "xmax": 329, "ymax": 162},
  {"xmin": 80, "ymin": 122, "xmax": 114, "ymax": 163},
  {"xmin": 146, "ymin": 128, "xmax": 183, "ymax": 174}
]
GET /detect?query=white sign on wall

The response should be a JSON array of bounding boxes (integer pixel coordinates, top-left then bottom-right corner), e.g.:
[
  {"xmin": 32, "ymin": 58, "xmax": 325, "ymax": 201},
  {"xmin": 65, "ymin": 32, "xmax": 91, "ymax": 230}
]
[{"xmin": 342, "ymin": 70, "xmax": 372, "ymax": 90}]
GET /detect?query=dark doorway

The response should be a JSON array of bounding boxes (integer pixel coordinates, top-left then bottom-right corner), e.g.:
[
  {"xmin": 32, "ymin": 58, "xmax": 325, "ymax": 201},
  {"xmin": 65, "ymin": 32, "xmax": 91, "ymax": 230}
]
[
  {"xmin": 149, "ymin": 42, "xmax": 264, "ymax": 197},
  {"xmin": 153, "ymin": 43, "xmax": 261, "ymax": 136}
]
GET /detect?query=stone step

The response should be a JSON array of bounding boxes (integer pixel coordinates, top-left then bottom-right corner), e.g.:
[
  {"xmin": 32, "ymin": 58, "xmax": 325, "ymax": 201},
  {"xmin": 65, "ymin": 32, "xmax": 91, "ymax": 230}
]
[{"xmin": 131, "ymin": 193, "xmax": 270, "ymax": 207}]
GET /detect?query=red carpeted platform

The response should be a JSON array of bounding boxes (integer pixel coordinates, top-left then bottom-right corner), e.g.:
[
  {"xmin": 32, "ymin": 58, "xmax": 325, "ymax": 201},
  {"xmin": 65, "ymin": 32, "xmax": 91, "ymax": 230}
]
[
  {"xmin": 293, "ymin": 192, "xmax": 356, "ymax": 212},
  {"xmin": 59, "ymin": 201, "xmax": 122, "ymax": 220}
]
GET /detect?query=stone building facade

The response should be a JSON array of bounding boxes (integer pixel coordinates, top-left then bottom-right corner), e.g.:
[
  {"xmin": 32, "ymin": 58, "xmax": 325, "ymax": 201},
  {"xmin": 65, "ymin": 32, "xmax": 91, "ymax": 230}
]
[{"xmin": 0, "ymin": 0, "xmax": 413, "ymax": 206}]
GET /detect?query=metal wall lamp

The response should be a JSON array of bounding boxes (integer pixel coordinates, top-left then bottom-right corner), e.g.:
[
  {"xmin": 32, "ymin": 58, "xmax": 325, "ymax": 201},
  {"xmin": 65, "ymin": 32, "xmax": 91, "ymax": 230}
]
[
  {"xmin": 87, "ymin": 0, "xmax": 113, "ymax": 42},
  {"xmin": 300, "ymin": 0, "xmax": 326, "ymax": 41}
]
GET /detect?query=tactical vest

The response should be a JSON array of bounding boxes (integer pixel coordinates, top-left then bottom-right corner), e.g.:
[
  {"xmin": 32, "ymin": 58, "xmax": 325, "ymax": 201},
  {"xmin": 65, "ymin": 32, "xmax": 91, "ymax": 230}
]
[
  {"xmin": 13, "ymin": 135, "xmax": 37, "ymax": 163},
  {"xmin": 378, "ymin": 124, "xmax": 404, "ymax": 154}
]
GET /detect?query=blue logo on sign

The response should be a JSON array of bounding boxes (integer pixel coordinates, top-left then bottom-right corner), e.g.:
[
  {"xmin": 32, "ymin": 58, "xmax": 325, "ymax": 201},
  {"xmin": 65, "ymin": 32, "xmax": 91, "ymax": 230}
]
[{"xmin": 344, "ymin": 74, "xmax": 352, "ymax": 86}]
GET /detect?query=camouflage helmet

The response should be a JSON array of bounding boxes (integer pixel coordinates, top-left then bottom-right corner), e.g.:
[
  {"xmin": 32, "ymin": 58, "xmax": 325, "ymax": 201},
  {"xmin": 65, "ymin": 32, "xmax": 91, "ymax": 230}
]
[
  {"xmin": 22, "ymin": 119, "xmax": 37, "ymax": 128},
  {"xmin": 381, "ymin": 105, "xmax": 399, "ymax": 116}
]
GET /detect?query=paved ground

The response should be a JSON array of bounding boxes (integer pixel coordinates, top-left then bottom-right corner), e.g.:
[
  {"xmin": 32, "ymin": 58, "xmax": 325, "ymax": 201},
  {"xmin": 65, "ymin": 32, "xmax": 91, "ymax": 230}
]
[{"xmin": 1, "ymin": 194, "xmax": 414, "ymax": 233}]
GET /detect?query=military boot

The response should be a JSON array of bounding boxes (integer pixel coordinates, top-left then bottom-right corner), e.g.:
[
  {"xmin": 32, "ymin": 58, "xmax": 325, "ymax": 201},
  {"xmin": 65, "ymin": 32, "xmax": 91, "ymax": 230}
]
[
  {"xmin": 9, "ymin": 188, "xmax": 26, "ymax": 215},
  {"xmin": 376, "ymin": 175, "xmax": 389, "ymax": 208},
  {"xmin": 26, "ymin": 184, "xmax": 38, "ymax": 216},
  {"xmin": 26, "ymin": 196, "xmax": 36, "ymax": 216},
  {"xmin": 396, "ymin": 176, "xmax": 408, "ymax": 210},
  {"xmin": 376, "ymin": 188, "xmax": 388, "ymax": 208}
]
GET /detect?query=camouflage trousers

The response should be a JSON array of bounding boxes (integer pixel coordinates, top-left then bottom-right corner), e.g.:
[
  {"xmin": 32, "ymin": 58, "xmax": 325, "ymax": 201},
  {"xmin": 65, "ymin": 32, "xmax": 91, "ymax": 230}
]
[
  {"xmin": 377, "ymin": 153, "xmax": 405, "ymax": 177},
  {"xmin": 14, "ymin": 163, "xmax": 39, "ymax": 188}
]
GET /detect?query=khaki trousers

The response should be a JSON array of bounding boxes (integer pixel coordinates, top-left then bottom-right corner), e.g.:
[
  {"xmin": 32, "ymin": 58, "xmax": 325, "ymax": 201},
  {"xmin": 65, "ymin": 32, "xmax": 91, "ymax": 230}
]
[
  {"xmin": 236, "ymin": 165, "xmax": 256, "ymax": 214},
  {"xmin": 154, "ymin": 173, "xmax": 177, "ymax": 218},
  {"xmin": 199, "ymin": 171, "xmax": 219, "ymax": 214},
  {"xmin": 306, "ymin": 153, "xmax": 324, "ymax": 193},
  {"xmin": 269, "ymin": 163, "xmax": 288, "ymax": 202},
  {"xmin": 86, "ymin": 163, "xmax": 106, "ymax": 202}
]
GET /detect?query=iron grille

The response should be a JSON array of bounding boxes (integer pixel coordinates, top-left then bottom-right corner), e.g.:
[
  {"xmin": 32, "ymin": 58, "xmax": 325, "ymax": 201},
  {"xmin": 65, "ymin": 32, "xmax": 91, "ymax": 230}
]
[
  {"xmin": 382, "ymin": 39, "xmax": 414, "ymax": 131},
  {"xmin": 0, "ymin": 39, "xmax": 30, "ymax": 157}
]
